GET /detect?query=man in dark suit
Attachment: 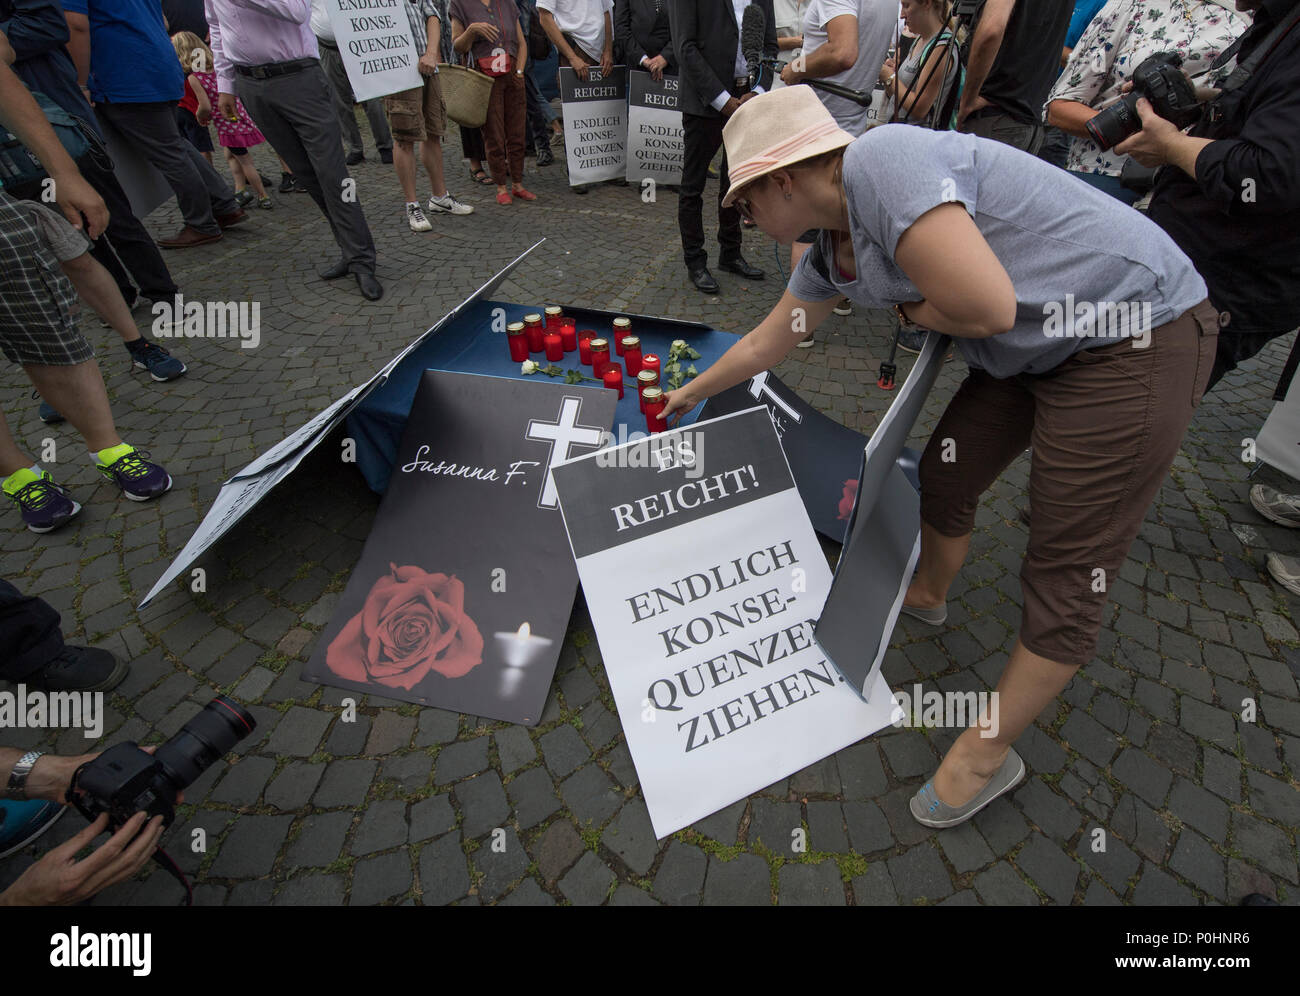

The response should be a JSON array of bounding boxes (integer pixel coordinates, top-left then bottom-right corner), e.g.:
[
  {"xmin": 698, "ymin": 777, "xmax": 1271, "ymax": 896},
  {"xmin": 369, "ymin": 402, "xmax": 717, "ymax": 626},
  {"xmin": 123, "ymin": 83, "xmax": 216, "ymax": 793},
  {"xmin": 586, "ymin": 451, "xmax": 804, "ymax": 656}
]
[
  {"xmin": 615, "ymin": 0, "xmax": 675, "ymax": 79},
  {"xmin": 668, "ymin": 0, "xmax": 775, "ymax": 293}
]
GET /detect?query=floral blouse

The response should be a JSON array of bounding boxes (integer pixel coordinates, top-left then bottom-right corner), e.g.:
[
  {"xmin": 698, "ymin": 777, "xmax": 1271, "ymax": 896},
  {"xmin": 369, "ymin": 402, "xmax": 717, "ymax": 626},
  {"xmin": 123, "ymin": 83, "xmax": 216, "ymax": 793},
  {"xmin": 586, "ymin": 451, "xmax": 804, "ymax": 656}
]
[{"xmin": 1046, "ymin": 0, "xmax": 1245, "ymax": 176}]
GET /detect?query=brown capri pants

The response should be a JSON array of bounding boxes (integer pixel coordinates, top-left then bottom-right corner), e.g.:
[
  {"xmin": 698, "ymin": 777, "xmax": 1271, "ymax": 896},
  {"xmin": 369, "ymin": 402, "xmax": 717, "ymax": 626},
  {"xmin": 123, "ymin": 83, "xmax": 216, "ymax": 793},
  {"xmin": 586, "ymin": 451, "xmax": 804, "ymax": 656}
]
[{"xmin": 918, "ymin": 299, "xmax": 1221, "ymax": 668}]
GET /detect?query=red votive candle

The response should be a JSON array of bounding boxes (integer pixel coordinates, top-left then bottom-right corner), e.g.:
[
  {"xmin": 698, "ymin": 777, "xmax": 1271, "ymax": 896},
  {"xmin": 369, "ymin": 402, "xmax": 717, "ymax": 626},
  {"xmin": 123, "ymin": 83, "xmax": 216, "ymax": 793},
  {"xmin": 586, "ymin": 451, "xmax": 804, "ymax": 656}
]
[
  {"xmin": 602, "ymin": 364, "xmax": 624, "ymax": 398},
  {"xmin": 523, "ymin": 313, "xmax": 545, "ymax": 353},
  {"xmin": 544, "ymin": 305, "xmax": 563, "ymax": 331},
  {"xmin": 589, "ymin": 337, "xmax": 610, "ymax": 376},
  {"xmin": 643, "ymin": 386, "xmax": 666, "ymax": 433},
  {"xmin": 641, "ymin": 353, "xmax": 660, "ymax": 379},
  {"xmin": 636, "ymin": 368, "xmax": 659, "ymax": 413},
  {"xmin": 560, "ymin": 318, "xmax": 578, "ymax": 352},
  {"xmin": 507, "ymin": 321, "xmax": 529, "ymax": 362},
  {"xmin": 612, "ymin": 317, "xmax": 631, "ymax": 355},
  {"xmin": 544, "ymin": 332, "xmax": 563, "ymax": 361},
  {"xmin": 578, "ymin": 331, "xmax": 596, "ymax": 365},
  {"xmin": 621, "ymin": 335, "xmax": 642, "ymax": 376}
]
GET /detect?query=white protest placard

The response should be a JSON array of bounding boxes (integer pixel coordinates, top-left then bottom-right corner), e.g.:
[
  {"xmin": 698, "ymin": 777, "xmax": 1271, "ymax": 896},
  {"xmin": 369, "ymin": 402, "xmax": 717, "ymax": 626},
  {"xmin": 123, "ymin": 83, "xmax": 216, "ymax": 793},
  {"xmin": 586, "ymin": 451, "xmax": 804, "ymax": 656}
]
[
  {"xmin": 551, "ymin": 409, "xmax": 900, "ymax": 838},
  {"xmin": 626, "ymin": 70, "xmax": 682, "ymax": 186},
  {"xmin": 326, "ymin": 0, "xmax": 422, "ymax": 102},
  {"xmin": 559, "ymin": 65, "xmax": 627, "ymax": 185}
]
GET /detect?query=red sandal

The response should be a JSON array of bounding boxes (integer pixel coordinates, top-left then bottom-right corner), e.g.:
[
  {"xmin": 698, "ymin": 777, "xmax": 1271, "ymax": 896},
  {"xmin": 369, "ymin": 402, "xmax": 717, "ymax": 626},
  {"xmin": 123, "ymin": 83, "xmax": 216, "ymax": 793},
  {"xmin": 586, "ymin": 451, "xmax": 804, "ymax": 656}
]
[
  {"xmin": 496, "ymin": 191, "xmax": 513, "ymax": 205},
  {"xmin": 511, "ymin": 186, "xmax": 537, "ymax": 201}
]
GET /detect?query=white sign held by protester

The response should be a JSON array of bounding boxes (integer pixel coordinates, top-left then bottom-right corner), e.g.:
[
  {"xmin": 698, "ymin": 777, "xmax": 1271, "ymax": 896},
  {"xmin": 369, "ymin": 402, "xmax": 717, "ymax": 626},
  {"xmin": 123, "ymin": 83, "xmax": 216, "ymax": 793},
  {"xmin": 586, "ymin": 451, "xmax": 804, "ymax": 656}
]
[
  {"xmin": 626, "ymin": 70, "xmax": 683, "ymax": 185},
  {"xmin": 326, "ymin": 0, "xmax": 422, "ymax": 102},
  {"xmin": 559, "ymin": 65, "xmax": 627, "ymax": 185}
]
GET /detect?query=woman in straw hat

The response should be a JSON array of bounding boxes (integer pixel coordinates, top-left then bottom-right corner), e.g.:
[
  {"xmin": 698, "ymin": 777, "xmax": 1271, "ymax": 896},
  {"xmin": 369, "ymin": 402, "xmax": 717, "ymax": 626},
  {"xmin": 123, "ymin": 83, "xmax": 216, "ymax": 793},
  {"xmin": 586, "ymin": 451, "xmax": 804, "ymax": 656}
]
[{"xmin": 660, "ymin": 84, "xmax": 1220, "ymax": 829}]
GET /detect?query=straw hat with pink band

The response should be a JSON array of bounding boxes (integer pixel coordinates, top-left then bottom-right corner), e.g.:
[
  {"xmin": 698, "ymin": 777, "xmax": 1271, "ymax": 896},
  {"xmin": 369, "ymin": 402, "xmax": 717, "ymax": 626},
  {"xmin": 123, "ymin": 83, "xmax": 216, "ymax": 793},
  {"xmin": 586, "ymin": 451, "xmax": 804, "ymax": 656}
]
[{"xmin": 721, "ymin": 87, "xmax": 856, "ymax": 209}]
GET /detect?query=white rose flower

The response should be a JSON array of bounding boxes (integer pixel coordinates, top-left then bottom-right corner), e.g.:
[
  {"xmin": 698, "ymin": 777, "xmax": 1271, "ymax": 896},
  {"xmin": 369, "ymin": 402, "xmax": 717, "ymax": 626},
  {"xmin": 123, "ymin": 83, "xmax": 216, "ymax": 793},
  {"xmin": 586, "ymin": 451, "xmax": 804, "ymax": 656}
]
[{"xmin": 521, "ymin": 360, "xmax": 538, "ymax": 374}]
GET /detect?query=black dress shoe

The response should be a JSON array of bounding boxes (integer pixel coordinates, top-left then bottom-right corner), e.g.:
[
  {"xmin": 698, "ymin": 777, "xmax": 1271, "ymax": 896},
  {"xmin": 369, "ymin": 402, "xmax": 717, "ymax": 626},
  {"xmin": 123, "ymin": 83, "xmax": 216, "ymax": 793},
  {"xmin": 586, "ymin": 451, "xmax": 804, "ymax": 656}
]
[
  {"xmin": 356, "ymin": 272, "xmax": 384, "ymax": 300},
  {"xmin": 380, "ymin": 148, "xmax": 393, "ymax": 164},
  {"xmin": 319, "ymin": 258, "xmax": 350, "ymax": 280},
  {"xmin": 689, "ymin": 267, "xmax": 720, "ymax": 294},
  {"xmin": 30, "ymin": 646, "xmax": 128, "ymax": 693},
  {"xmin": 346, "ymin": 150, "xmax": 364, "ymax": 165},
  {"xmin": 718, "ymin": 255, "xmax": 765, "ymax": 280}
]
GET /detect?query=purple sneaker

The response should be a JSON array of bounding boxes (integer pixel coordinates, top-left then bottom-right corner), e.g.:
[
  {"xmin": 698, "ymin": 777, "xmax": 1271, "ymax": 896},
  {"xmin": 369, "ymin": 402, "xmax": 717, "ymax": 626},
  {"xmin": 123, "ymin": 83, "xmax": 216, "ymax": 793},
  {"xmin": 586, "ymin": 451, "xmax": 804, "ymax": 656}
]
[
  {"xmin": 2, "ymin": 469, "xmax": 81, "ymax": 533},
  {"xmin": 95, "ymin": 444, "xmax": 172, "ymax": 501}
]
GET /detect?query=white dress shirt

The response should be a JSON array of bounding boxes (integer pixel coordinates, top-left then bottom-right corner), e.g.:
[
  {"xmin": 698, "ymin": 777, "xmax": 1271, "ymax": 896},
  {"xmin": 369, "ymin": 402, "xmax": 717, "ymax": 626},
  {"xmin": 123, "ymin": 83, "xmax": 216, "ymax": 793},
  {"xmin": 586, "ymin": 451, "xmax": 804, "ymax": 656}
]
[{"xmin": 206, "ymin": 0, "xmax": 320, "ymax": 92}]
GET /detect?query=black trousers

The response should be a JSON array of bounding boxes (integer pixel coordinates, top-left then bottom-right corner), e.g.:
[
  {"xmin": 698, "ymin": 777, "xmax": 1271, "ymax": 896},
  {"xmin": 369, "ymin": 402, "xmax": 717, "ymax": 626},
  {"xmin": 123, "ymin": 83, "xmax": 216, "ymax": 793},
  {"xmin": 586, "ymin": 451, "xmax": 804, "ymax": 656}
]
[
  {"xmin": 679, "ymin": 111, "xmax": 741, "ymax": 271},
  {"xmin": 0, "ymin": 579, "xmax": 63, "ymax": 680},
  {"xmin": 1205, "ymin": 327, "xmax": 1296, "ymax": 395},
  {"xmin": 236, "ymin": 64, "xmax": 377, "ymax": 274},
  {"xmin": 81, "ymin": 154, "xmax": 179, "ymax": 305}
]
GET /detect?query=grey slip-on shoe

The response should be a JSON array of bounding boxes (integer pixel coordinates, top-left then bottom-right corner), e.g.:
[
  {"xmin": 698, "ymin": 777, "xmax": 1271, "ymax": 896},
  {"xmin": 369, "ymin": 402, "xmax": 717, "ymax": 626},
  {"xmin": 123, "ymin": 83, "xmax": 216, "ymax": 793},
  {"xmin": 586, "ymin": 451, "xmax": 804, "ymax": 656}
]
[{"xmin": 909, "ymin": 747, "xmax": 1026, "ymax": 828}]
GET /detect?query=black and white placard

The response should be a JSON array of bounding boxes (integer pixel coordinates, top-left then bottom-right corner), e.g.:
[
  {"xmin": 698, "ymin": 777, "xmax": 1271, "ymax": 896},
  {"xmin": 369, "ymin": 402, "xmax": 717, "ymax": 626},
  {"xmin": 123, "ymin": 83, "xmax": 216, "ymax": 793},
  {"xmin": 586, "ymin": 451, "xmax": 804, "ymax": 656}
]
[
  {"xmin": 137, "ymin": 241, "xmax": 545, "ymax": 610},
  {"xmin": 625, "ymin": 70, "xmax": 683, "ymax": 186},
  {"xmin": 303, "ymin": 371, "xmax": 616, "ymax": 724},
  {"xmin": 559, "ymin": 65, "xmax": 627, "ymax": 185},
  {"xmin": 551, "ymin": 409, "xmax": 899, "ymax": 837},
  {"xmin": 816, "ymin": 333, "xmax": 950, "ymax": 698},
  {"xmin": 326, "ymin": 0, "xmax": 422, "ymax": 102}
]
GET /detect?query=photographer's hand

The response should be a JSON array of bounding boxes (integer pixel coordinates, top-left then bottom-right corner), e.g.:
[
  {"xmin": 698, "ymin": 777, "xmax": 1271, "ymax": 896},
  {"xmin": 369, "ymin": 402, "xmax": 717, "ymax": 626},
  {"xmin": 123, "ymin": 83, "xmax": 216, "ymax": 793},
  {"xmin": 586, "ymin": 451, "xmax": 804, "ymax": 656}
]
[
  {"xmin": 1114, "ymin": 97, "xmax": 1212, "ymax": 177},
  {"xmin": 0, "ymin": 812, "xmax": 164, "ymax": 906}
]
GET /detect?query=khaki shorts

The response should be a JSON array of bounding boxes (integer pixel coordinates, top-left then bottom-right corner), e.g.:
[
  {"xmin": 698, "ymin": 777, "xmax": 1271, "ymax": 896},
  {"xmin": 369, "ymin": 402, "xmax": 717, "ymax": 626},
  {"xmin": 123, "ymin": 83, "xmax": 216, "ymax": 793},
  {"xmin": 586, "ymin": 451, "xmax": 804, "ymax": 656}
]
[
  {"xmin": 917, "ymin": 299, "xmax": 1220, "ymax": 668},
  {"xmin": 384, "ymin": 73, "xmax": 446, "ymax": 143}
]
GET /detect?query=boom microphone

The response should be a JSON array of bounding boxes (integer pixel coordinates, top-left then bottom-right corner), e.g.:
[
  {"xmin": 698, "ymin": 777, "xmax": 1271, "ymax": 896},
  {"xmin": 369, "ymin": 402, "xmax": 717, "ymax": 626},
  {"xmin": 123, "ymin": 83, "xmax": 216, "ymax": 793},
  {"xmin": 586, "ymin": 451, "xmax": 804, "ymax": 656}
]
[{"xmin": 742, "ymin": 3, "xmax": 767, "ymax": 88}]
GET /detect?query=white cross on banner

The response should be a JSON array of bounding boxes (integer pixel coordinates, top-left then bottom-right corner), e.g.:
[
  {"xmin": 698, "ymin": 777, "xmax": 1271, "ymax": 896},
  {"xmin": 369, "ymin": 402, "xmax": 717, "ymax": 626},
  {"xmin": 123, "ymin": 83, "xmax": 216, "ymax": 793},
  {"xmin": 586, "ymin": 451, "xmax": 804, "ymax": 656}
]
[{"xmin": 527, "ymin": 396, "xmax": 607, "ymax": 509}]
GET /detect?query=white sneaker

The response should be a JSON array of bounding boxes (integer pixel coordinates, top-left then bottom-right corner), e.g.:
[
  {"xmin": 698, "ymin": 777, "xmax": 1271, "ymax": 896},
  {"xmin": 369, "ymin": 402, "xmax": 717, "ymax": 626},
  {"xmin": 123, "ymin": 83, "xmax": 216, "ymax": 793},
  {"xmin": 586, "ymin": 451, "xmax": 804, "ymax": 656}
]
[
  {"xmin": 407, "ymin": 203, "xmax": 432, "ymax": 232},
  {"xmin": 1266, "ymin": 551, "xmax": 1300, "ymax": 596},
  {"xmin": 428, "ymin": 192, "xmax": 473, "ymax": 216}
]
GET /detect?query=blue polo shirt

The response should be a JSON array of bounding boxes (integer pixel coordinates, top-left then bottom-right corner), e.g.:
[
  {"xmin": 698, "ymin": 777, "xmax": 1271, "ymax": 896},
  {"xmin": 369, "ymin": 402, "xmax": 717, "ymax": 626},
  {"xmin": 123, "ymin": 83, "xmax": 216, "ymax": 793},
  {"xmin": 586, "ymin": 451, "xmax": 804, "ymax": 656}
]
[{"xmin": 60, "ymin": 0, "xmax": 183, "ymax": 104}]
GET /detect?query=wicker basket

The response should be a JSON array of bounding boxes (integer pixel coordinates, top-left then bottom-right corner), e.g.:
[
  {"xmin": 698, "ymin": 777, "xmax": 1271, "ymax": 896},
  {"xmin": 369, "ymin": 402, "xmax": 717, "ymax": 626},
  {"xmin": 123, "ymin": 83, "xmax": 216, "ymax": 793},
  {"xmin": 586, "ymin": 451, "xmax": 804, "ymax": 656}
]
[{"xmin": 439, "ymin": 65, "xmax": 494, "ymax": 129}]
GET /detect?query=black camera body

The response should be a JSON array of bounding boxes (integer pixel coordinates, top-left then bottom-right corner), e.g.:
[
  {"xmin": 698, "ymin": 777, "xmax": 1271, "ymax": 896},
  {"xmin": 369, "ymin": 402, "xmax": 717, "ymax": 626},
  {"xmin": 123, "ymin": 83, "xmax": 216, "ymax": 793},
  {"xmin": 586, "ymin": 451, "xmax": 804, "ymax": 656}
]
[
  {"xmin": 69, "ymin": 695, "xmax": 255, "ymax": 829},
  {"xmin": 1086, "ymin": 52, "xmax": 1202, "ymax": 151}
]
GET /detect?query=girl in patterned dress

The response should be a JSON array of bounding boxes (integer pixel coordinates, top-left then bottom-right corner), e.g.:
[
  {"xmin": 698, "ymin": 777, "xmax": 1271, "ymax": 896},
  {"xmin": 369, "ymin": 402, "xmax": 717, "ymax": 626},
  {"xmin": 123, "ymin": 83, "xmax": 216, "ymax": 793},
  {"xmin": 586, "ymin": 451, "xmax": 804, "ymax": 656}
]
[{"xmin": 170, "ymin": 31, "xmax": 273, "ymax": 209}]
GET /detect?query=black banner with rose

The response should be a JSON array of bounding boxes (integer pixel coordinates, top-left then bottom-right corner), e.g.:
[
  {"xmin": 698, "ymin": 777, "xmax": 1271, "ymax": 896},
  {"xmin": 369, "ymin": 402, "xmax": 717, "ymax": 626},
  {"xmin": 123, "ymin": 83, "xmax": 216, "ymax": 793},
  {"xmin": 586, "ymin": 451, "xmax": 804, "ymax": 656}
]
[{"xmin": 302, "ymin": 370, "xmax": 617, "ymax": 725}]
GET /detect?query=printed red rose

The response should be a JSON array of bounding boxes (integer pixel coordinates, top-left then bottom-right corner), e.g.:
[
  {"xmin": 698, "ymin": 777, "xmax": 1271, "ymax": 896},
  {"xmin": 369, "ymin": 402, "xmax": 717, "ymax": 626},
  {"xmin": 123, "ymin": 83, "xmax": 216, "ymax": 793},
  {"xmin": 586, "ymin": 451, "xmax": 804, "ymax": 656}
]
[
  {"xmin": 326, "ymin": 564, "xmax": 484, "ymax": 688},
  {"xmin": 837, "ymin": 479, "xmax": 858, "ymax": 521}
]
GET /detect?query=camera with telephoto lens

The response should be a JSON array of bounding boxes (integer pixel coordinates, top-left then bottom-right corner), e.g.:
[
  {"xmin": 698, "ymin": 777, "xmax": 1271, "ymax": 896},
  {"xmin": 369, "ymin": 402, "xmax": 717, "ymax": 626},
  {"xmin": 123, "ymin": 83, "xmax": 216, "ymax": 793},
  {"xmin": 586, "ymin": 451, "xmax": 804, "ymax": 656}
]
[
  {"xmin": 68, "ymin": 696, "xmax": 255, "ymax": 828},
  {"xmin": 1085, "ymin": 52, "xmax": 1202, "ymax": 151}
]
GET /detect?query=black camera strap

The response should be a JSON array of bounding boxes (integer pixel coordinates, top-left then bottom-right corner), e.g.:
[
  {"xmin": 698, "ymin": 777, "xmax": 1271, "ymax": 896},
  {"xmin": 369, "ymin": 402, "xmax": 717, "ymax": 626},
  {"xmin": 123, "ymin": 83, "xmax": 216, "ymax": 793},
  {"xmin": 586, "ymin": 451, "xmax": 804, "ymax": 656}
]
[{"xmin": 1214, "ymin": 3, "xmax": 1300, "ymax": 95}]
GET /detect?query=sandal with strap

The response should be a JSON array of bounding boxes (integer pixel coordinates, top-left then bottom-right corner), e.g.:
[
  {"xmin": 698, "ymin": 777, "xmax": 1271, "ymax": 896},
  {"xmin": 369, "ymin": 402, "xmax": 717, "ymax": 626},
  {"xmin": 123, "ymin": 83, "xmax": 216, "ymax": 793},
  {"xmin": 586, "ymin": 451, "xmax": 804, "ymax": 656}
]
[{"xmin": 469, "ymin": 168, "xmax": 493, "ymax": 186}]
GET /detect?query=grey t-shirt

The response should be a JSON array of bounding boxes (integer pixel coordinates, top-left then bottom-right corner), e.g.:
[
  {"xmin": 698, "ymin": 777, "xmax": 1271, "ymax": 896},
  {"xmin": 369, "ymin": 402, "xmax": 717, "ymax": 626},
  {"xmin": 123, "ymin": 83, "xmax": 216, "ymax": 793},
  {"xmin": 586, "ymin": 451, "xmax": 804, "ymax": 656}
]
[
  {"xmin": 801, "ymin": 0, "xmax": 896, "ymax": 135},
  {"xmin": 789, "ymin": 125, "xmax": 1208, "ymax": 378}
]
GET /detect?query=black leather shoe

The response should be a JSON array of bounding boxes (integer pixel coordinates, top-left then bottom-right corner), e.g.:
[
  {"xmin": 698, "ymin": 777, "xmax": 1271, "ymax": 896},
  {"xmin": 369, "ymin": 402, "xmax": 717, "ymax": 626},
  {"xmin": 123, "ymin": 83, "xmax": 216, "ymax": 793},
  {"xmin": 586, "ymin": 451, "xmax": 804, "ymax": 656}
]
[
  {"xmin": 689, "ymin": 267, "xmax": 720, "ymax": 294},
  {"xmin": 346, "ymin": 150, "xmax": 364, "ymax": 165},
  {"xmin": 319, "ymin": 258, "xmax": 350, "ymax": 280},
  {"xmin": 379, "ymin": 148, "xmax": 393, "ymax": 164},
  {"xmin": 356, "ymin": 272, "xmax": 384, "ymax": 300},
  {"xmin": 718, "ymin": 255, "xmax": 765, "ymax": 280}
]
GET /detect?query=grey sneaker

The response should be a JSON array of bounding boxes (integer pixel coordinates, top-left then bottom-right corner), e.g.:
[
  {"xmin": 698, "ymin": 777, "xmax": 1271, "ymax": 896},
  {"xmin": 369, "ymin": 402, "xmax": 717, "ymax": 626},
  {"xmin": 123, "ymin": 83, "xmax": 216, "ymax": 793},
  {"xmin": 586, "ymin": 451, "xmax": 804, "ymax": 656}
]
[
  {"xmin": 910, "ymin": 748, "xmax": 1025, "ymax": 828},
  {"xmin": 900, "ymin": 601, "xmax": 947, "ymax": 625},
  {"xmin": 428, "ymin": 192, "xmax": 474, "ymax": 216},
  {"xmin": 1266, "ymin": 552, "xmax": 1300, "ymax": 596},
  {"xmin": 1250, "ymin": 484, "xmax": 1300, "ymax": 528}
]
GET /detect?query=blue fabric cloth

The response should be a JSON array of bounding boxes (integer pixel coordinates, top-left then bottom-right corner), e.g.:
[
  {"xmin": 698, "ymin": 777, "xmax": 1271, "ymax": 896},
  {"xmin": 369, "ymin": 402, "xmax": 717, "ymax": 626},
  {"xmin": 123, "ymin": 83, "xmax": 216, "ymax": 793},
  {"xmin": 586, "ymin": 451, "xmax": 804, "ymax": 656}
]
[
  {"xmin": 1065, "ymin": 0, "xmax": 1107, "ymax": 49},
  {"xmin": 0, "ymin": 0, "xmax": 102, "ymax": 136},
  {"xmin": 59, "ymin": 0, "xmax": 184, "ymax": 104},
  {"xmin": 347, "ymin": 299, "xmax": 739, "ymax": 493}
]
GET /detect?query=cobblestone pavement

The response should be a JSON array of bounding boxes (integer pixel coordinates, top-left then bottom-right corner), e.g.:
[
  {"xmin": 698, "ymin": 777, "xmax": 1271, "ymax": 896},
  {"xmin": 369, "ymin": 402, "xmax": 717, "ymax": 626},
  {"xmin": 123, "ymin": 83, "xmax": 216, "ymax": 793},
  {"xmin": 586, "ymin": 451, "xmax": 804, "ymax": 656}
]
[{"xmin": 1, "ymin": 122, "xmax": 1297, "ymax": 906}]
